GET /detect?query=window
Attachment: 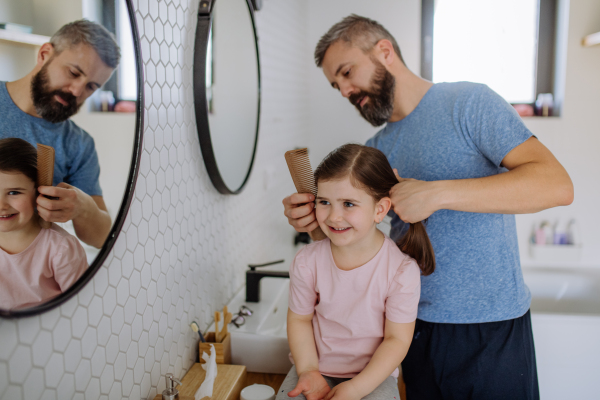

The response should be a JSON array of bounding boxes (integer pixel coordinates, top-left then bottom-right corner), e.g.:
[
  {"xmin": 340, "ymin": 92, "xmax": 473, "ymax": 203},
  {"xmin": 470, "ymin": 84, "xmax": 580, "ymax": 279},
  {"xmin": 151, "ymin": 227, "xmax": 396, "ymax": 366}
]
[
  {"xmin": 116, "ymin": 0, "xmax": 136, "ymax": 101},
  {"xmin": 87, "ymin": 0, "xmax": 137, "ymax": 111},
  {"xmin": 421, "ymin": 0, "xmax": 557, "ymax": 108}
]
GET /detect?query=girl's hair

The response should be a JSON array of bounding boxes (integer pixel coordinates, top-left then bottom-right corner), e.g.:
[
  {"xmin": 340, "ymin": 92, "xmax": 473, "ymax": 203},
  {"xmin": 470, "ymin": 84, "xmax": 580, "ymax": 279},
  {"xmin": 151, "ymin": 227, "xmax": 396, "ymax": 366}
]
[
  {"xmin": 314, "ymin": 143, "xmax": 435, "ymax": 275},
  {"xmin": 0, "ymin": 138, "xmax": 38, "ymax": 186}
]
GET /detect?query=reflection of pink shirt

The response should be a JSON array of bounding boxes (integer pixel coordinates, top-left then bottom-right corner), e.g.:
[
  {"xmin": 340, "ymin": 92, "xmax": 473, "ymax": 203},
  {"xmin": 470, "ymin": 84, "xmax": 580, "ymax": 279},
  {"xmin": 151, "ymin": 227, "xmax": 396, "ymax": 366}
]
[
  {"xmin": 288, "ymin": 237, "xmax": 421, "ymax": 378},
  {"xmin": 0, "ymin": 223, "xmax": 88, "ymax": 310}
]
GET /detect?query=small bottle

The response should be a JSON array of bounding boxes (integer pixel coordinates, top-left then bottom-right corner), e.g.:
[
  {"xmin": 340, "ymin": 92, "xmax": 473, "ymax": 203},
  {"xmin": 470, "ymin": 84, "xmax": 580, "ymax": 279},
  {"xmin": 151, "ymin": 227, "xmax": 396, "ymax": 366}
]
[
  {"xmin": 566, "ymin": 219, "xmax": 581, "ymax": 246},
  {"xmin": 553, "ymin": 220, "xmax": 568, "ymax": 245},
  {"xmin": 162, "ymin": 373, "xmax": 182, "ymax": 400}
]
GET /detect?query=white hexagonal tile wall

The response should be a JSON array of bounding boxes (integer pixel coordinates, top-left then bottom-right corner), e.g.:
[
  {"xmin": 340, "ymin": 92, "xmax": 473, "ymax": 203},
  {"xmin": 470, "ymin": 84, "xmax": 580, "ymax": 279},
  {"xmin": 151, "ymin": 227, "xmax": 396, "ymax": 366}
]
[{"xmin": 0, "ymin": 0, "xmax": 308, "ymax": 398}]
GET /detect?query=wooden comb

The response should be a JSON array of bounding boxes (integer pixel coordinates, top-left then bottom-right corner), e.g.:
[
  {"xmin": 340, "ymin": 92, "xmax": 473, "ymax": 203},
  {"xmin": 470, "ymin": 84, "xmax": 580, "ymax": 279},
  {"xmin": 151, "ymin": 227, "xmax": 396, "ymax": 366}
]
[
  {"xmin": 37, "ymin": 143, "xmax": 55, "ymax": 187},
  {"xmin": 285, "ymin": 148, "xmax": 317, "ymax": 196},
  {"xmin": 284, "ymin": 148, "xmax": 326, "ymax": 240}
]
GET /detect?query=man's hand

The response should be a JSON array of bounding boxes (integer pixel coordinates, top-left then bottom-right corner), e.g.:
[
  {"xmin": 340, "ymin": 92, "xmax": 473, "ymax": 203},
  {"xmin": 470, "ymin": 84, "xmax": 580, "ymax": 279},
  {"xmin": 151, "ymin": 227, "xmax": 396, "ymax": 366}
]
[
  {"xmin": 37, "ymin": 183, "xmax": 111, "ymax": 248},
  {"xmin": 37, "ymin": 182, "xmax": 87, "ymax": 223},
  {"xmin": 288, "ymin": 370, "xmax": 331, "ymax": 400},
  {"xmin": 283, "ymin": 193, "xmax": 319, "ymax": 233},
  {"xmin": 389, "ymin": 169, "xmax": 441, "ymax": 223},
  {"xmin": 324, "ymin": 381, "xmax": 362, "ymax": 400}
]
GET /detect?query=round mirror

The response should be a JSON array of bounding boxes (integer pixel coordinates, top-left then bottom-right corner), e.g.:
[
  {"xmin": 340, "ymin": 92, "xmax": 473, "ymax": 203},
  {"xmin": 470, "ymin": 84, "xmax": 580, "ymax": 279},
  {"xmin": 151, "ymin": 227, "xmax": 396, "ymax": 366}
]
[
  {"xmin": 194, "ymin": 0, "xmax": 260, "ymax": 194},
  {"xmin": 0, "ymin": 0, "xmax": 143, "ymax": 316}
]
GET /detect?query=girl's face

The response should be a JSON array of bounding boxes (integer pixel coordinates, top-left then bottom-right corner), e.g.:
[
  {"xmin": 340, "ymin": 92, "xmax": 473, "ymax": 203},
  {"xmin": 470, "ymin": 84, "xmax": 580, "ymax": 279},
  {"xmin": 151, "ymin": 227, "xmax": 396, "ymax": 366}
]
[
  {"xmin": 0, "ymin": 171, "xmax": 38, "ymax": 234},
  {"xmin": 315, "ymin": 177, "xmax": 390, "ymax": 249}
]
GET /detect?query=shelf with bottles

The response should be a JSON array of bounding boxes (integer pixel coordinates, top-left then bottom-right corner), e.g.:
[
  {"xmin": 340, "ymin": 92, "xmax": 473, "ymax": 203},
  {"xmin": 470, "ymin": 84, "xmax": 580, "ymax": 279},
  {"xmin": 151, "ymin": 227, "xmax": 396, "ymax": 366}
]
[{"xmin": 527, "ymin": 219, "xmax": 582, "ymax": 264}]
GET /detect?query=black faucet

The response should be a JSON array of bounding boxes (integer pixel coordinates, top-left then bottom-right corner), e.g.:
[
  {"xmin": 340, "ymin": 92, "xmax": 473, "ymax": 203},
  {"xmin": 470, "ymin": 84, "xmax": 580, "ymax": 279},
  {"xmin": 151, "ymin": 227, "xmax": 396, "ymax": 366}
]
[{"xmin": 246, "ymin": 259, "xmax": 289, "ymax": 302}]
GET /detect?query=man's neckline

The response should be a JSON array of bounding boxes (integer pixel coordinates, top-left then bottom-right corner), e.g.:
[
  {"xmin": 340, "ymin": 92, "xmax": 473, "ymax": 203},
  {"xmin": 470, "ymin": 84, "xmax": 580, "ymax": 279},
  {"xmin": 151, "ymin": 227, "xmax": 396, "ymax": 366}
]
[{"xmin": 387, "ymin": 82, "xmax": 437, "ymax": 126}]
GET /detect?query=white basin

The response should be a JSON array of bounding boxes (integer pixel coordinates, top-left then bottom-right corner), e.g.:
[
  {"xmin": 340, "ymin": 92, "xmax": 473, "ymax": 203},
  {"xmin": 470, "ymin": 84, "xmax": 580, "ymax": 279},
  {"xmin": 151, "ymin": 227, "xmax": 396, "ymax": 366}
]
[{"xmin": 208, "ymin": 277, "xmax": 292, "ymax": 374}]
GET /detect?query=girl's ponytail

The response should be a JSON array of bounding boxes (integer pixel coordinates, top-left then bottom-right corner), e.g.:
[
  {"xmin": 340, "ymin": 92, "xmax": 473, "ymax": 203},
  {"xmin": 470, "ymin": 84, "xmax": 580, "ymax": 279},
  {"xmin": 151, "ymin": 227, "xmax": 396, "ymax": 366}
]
[{"xmin": 397, "ymin": 221, "xmax": 435, "ymax": 276}]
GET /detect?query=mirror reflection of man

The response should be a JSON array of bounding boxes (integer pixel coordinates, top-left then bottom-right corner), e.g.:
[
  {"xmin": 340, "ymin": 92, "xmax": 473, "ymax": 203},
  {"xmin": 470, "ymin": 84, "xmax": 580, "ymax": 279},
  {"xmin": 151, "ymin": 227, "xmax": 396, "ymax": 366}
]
[
  {"xmin": 0, "ymin": 20, "xmax": 120, "ymax": 248},
  {"xmin": 283, "ymin": 15, "xmax": 574, "ymax": 399}
]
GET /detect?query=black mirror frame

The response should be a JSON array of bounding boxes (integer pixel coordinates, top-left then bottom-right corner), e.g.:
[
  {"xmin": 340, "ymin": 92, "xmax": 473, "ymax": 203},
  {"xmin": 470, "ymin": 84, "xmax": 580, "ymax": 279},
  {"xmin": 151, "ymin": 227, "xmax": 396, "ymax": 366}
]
[
  {"xmin": 193, "ymin": 0, "xmax": 261, "ymax": 195},
  {"xmin": 0, "ymin": 0, "xmax": 145, "ymax": 318}
]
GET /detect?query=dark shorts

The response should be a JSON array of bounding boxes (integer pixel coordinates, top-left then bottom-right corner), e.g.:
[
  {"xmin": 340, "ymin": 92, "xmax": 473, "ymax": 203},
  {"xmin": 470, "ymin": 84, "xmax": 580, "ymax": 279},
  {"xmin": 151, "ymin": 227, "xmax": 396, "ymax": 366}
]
[{"xmin": 402, "ymin": 310, "xmax": 539, "ymax": 400}]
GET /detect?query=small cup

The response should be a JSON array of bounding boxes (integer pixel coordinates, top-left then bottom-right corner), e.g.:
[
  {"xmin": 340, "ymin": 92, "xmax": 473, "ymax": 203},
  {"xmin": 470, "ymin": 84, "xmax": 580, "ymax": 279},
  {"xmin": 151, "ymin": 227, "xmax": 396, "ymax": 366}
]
[{"xmin": 240, "ymin": 384, "xmax": 276, "ymax": 400}]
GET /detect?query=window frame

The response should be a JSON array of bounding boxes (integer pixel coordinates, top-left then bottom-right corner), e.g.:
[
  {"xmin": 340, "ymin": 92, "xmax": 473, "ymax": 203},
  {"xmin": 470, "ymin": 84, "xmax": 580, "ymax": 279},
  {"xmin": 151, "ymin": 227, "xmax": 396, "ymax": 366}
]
[{"xmin": 420, "ymin": 0, "xmax": 558, "ymax": 107}]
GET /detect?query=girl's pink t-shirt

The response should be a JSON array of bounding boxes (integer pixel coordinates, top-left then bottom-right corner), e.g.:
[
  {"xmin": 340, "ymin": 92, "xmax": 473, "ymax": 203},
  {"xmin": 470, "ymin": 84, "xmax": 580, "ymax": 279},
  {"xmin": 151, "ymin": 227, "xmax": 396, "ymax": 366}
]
[
  {"xmin": 288, "ymin": 236, "xmax": 421, "ymax": 378},
  {"xmin": 0, "ymin": 223, "xmax": 88, "ymax": 310}
]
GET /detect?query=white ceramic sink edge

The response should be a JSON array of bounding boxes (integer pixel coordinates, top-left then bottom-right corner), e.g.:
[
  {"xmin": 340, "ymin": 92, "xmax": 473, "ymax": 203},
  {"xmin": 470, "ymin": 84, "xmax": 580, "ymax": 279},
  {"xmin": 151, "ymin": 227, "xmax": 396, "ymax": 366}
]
[{"xmin": 206, "ymin": 277, "xmax": 293, "ymax": 374}]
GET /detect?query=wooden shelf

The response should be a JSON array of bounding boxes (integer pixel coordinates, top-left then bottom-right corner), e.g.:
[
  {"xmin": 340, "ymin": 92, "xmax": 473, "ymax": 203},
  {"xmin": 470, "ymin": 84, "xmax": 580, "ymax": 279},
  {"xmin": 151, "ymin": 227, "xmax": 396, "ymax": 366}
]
[
  {"xmin": 582, "ymin": 31, "xmax": 600, "ymax": 47},
  {"xmin": 0, "ymin": 29, "xmax": 49, "ymax": 47}
]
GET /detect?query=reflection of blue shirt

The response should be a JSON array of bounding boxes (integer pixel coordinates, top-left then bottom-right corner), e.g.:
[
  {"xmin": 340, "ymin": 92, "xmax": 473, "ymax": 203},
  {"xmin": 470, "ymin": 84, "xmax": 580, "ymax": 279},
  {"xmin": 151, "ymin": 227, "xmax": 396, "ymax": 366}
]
[
  {"xmin": 366, "ymin": 82, "xmax": 531, "ymax": 324},
  {"xmin": 0, "ymin": 82, "xmax": 102, "ymax": 196}
]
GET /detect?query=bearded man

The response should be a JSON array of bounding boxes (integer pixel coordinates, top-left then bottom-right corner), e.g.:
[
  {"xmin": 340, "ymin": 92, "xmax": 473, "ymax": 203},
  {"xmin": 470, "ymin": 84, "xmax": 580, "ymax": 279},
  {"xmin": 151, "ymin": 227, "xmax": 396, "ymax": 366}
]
[
  {"xmin": 0, "ymin": 19, "xmax": 120, "ymax": 248},
  {"xmin": 282, "ymin": 15, "xmax": 573, "ymax": 400}
]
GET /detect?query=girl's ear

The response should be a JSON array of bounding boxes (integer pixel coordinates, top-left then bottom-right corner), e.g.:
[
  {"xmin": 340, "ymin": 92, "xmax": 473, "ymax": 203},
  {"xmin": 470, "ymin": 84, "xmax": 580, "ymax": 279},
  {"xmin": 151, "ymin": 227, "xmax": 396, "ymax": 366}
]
[{"xmin": 375, "ymin": 197, "xmax": 392, "ymax": 222}]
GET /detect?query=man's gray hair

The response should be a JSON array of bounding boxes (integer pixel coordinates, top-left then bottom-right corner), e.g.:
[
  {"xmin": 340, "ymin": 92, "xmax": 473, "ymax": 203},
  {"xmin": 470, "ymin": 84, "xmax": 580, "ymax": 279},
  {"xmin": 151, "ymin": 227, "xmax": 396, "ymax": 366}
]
[
  {"xmin": 314, "ymin": 15, "xmax": 404, "ymax": 67},
  {"xmin": 50, "ymin": 19, "xmax": 120, "ymax": 69}
]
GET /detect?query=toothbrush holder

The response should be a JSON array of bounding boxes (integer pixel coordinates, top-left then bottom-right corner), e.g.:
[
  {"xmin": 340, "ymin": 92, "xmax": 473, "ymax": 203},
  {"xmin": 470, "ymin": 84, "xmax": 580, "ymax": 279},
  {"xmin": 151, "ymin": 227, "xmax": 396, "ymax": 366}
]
[{"xmin": 200, "ymin": 332, "xmax": 232, "ymax": 365}]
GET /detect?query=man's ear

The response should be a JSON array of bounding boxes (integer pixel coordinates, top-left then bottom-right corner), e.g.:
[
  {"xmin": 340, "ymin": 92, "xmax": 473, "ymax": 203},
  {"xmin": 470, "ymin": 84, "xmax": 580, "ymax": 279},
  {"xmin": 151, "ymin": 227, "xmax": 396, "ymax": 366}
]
[
  {"xmin": 375, "ymin": 197, "xmax": 392, "ymax": 222},
  {"xmin": 374, "ymin": 39, "xmax": 395, "ymax": 66},
  {"xmin": 36, "ymin": 43, "xmax": 54, "ymax": 67}
]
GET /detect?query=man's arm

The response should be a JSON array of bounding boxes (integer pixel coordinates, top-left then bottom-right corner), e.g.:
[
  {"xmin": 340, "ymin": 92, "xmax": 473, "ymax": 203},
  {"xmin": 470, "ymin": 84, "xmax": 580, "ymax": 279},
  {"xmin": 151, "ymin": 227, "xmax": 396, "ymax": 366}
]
[
  {"xmin": 389, "ymin": 137, "xmax": 574, "ymax": 223},
  {"xmin": 324, "ymin": 319, "xmax": 415, "ymax": 400},
  {"xmin": 37, "ymin": 183, "xmax": 112, "ymax": 248}
]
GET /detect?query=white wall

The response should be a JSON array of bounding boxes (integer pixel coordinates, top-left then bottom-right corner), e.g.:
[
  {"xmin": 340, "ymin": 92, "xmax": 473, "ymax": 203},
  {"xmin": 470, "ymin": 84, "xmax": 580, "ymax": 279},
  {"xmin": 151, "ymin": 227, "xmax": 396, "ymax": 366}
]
[
  {"xmin": 0, "ymin": 0, "xmax": 308, "ymax": 399},
  {"xmin": 0, "ymin": 0, "xmax": 38, "ymax": 82},
  {"xmin": 31, "ymin": 0, "xmax": 82, "ymax": 36}
]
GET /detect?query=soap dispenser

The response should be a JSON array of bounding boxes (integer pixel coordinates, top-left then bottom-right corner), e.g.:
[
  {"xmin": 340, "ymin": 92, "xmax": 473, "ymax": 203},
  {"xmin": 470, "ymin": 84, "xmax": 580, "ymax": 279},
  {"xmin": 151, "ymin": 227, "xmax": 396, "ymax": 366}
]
[{"xmin": 162, "ymin": 373, "xmax": 182, "ymax": 400}]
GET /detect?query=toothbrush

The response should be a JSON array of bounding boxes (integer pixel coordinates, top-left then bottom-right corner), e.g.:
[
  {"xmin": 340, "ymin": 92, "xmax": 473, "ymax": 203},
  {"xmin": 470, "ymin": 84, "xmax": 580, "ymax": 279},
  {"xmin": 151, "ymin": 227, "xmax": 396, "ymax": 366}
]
[
  {"xmin": 215, "ymin": 311, "xmax": 222, "ymax": 342},
  {"xmin": 190, "ymin": 321, "xmax": 206, "ymax": 343}
]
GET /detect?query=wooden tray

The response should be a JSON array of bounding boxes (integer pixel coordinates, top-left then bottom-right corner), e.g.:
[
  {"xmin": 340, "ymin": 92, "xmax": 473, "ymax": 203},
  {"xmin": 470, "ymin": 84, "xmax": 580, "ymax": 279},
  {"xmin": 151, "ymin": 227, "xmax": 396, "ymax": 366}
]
[{"xmin": 153, "ymin": 363, "xmax": 246, "ymax": 400}]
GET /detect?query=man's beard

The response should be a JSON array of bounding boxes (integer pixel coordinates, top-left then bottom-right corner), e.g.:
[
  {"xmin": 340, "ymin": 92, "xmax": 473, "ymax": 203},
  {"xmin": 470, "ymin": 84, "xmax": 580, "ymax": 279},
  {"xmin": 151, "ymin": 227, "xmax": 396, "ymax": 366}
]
[
  {"xmin": 349, "ymin": 59, "xmax": 395, "ymax": 127},
  {"xmin": 31, "ymin": 61, "xmax": 81, "ymax": 123}
]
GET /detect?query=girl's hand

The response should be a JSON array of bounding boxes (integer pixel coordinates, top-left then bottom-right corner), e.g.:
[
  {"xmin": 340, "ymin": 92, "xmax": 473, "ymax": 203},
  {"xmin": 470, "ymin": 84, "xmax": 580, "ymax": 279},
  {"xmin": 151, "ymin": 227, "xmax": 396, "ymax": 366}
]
[
  {"xmin": 288, "ymin": 370, "xmax": 331, "ymax": 400},
  {"xmin": 324, "ymin": 380, "xmax": 362, "ymax": 400}
]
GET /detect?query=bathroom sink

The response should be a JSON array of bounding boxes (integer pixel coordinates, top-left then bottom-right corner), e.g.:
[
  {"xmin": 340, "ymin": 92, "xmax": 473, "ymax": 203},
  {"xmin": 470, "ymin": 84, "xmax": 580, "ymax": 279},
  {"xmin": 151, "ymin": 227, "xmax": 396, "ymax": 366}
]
[{"xmin": 207, "ymin": 277, "xmax": 292, "ymax": 374}]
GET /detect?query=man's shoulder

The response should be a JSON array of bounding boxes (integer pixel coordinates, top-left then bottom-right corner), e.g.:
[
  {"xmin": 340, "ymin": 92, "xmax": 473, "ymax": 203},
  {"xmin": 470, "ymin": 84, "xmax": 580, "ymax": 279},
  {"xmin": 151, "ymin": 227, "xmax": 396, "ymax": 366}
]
[{"xmin": 434, "ymin": 81, "xmax": 488, "ymax": 95}]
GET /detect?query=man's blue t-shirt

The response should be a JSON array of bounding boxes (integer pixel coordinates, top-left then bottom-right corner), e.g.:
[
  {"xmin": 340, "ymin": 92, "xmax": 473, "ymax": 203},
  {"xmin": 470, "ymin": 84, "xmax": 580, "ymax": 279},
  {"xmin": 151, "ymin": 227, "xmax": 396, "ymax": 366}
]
[
  {"xmin": 0, "ymin": 82, "xmax": 102, "ymax": 196},
  {"xmin": 366, "ymin": 82, "xmax": 531, "ymax": 324}
]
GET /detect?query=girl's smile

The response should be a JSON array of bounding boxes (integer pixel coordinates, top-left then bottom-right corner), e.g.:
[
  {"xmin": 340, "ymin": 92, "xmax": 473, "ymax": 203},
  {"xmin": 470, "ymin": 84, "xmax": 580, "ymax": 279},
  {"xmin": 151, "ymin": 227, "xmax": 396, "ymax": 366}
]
[{"xmin": 329, "ymin": 226, "xmax": 351, "ymax": 233}]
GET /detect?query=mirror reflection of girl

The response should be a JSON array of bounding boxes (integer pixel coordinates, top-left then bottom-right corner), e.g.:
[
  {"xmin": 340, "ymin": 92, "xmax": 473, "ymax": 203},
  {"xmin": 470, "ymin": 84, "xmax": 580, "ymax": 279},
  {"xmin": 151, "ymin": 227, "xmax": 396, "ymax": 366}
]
[
  {"xmin": 280, "ymin": 144, "xmax": 435, "ymax": 400},
  {"xmin": 0, "ymin": 138, "xmax": 88, "ymax": 310}
]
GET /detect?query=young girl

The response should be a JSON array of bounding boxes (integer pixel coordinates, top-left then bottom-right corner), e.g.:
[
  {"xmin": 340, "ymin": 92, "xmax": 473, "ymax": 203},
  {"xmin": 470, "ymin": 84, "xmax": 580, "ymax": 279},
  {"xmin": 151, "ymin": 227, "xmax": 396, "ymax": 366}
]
[
  {"xmin": 0, "ymin": 138, "xmax": 88, "ymax": 310},
  {"xmin": 280, "ymin": 144, "xmax": 435, "ymax": 400}
]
